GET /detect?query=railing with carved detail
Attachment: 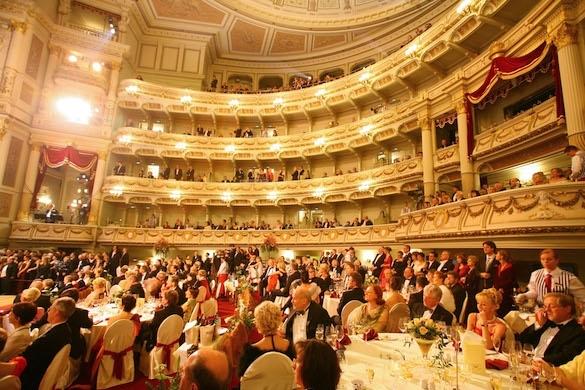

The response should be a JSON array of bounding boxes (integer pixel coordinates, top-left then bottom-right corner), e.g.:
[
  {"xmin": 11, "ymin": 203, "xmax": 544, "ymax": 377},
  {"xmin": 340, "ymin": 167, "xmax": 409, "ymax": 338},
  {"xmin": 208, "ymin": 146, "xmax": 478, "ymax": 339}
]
[{"xmin": 10, "ymin": 183, "xmax": 585, "ymax": 249}]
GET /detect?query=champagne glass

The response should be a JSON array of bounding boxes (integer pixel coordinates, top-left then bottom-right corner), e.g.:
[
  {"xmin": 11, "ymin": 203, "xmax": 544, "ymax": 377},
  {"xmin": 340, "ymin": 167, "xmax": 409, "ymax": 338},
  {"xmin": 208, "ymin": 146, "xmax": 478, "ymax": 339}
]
[
  {"xmin": 493, "ymin": 337, "xmax": 502, "ymax": 353},
  {"xmin": 522, "ymin": 343, "xmax": 534, "ymax": 363},
  {"xmin": 366, "ymin": 368, "xmax": 375, "ymax": 384},
  {"xmin": 398, "ymin": 317, "xmax": 409, "ymax": 333},
  {"xmin": 315, "ymin": 324, "xmax": 324, "ymax": 340}
]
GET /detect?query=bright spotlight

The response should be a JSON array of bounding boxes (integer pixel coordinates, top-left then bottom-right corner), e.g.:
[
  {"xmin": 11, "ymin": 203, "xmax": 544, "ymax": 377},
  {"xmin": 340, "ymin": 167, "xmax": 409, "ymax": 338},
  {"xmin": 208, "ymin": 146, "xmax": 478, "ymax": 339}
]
[{"xmin": 55, "ymin": 97, "xmax": 93, "ymax": 124}]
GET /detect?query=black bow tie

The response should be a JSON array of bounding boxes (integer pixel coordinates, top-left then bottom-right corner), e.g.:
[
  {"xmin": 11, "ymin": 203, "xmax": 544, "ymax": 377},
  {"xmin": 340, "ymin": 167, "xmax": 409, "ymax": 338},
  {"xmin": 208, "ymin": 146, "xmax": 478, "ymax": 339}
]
[
  {"xmin": 296, "ymin": 310, "xmax": 307, "ymax": 316},
  {"xmin": 548, "ymin": 322, "xmax": 564, "ymax": 329}
]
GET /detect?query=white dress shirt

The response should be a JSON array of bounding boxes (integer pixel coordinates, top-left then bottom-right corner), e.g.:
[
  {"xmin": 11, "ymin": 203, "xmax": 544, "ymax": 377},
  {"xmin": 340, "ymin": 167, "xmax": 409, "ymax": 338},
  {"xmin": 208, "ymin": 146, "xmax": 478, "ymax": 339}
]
[
  {"xmin": 292, "ymin": 307, "xmax": 310, "ymax": 345},
  {"xmin": 439, "ymin": 285, "xmax": 456, "ymax": 313},
  {"xmin": 422, "ymin": 305, "xmax": 438, "ymax": 319},
  {"xmin": 534, "ymin": 319, "xmax": 572, "ymax": 359},
  {"xmin": 522, "ymin": 267, "xmax": 585, "ymax": 306},
  {"xmin": 0, "ymin": 325, "xmax": 32, "ymax": 361}
]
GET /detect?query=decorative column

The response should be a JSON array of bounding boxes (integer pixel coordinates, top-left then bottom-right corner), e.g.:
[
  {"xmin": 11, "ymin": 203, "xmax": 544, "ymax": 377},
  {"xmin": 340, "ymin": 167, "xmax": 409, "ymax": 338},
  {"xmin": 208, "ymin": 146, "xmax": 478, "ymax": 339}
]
[
  {"xmin": 17, "ymin": 142, "xmax": 42, "ymax": 221},
  {"xmin": 87, "ymin": 152, "xmax": 107, "ymax": 224},
  {"xmin": 38, "ymin": 44, "xmax": 61, "ymax": 113},
  {"xmin": 57, "ymin": 0, "xmax": 71, "ymax": 25},
  {"xmin": 0, "ymin": 21, "xmax": 28, "ymax": 98},
  {"xmin": 0, "ymin": 117, "xmax": 10, "ymax": 181},
  {"xmin": 456, "ymin": 100, "xmax": 477, "ymax": 195},
  {"xmin": 103, "ymin": 62, "xmax": 121, "ymax": 126},
  {"xmin": 420, "ymin": 117, "xmax": 435, "ymax": 199},
  {"xmin": 553, "ymin": 23, "xmax": 585, "ymax": 149}
]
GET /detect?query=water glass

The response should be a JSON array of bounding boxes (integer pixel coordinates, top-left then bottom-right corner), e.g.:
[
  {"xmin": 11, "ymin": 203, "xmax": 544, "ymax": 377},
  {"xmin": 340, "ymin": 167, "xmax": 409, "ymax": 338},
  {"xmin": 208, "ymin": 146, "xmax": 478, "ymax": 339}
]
[
  {"xmin": 315, "ymin": 324, "xmax": 324, "ymax": 340},
  {"xmin": 398, "ymin": 317, "xmax": 409, "ymax": 333}
]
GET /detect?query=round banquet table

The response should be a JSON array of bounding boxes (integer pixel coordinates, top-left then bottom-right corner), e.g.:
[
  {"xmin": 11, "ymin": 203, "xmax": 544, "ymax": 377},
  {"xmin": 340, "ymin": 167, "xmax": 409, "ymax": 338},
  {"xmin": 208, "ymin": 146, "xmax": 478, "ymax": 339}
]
[
  {"xmin": 338, "ymin": 333, "xmax": 528, "ymax": 390},
  {"xmin": 80, "ymin": 301, "xmax": 156, "ymax": 362},
  {"xmin": 323, "ymin": 293, "xmax": 340, "ymax": 317}
]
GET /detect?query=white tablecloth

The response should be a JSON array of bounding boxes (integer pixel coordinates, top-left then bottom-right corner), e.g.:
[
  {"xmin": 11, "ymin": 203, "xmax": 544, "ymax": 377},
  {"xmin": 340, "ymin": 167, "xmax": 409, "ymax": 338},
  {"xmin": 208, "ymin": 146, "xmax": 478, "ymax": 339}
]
[
  {"xmin": 323, "ymin": 294, "xmax": 340, "ymax": 317},
  {"xmin": 338, "ymin": 334, "xmax": 526, "ymax": 390}
]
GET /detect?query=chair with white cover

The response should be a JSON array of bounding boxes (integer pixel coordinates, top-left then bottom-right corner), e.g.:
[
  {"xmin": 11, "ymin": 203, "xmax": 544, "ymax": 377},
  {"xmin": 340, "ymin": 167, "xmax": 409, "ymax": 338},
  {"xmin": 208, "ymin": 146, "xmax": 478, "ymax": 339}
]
[
  {"xmin": 139, "ymin": 314, "xmax": 183, "ymax": 379},
  {"xmin": 341, "ymin": 300, "xmax": 363, "ymax": 328},
  {"xmin": 200, "ymin": 298, "xmax": 218, "ymax": 318},
  {"xmin": 387, "ymin": 303, "xmax": 410, "ymax": 332},
  {"xmin": 240, "ymin": 351, "xmax": 294, "ymax": 390},
  {"xmin": 96, "ymin": 319, "xmax": 136, "ymax": 389},
  {"xmin": 458, "ymin": 292, "xmax": 469, "ymax": 324},
  {"xmin": 39, "ymin": 344, "xmax": 71, "ymax": 390},
  {"xmin": 0, "ymin": 375, "xmax": 21, "ymax": 390}
]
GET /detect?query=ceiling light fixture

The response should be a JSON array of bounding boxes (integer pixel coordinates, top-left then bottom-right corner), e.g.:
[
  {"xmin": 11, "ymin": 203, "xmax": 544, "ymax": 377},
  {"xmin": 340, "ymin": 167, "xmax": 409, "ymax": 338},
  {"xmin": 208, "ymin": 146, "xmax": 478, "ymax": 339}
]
[
  {"xmin": 175, "ymin": 142, "xmax": 187, "ymax": 150},
  {"xmin": 267, "ymin": 191, "xmax": 278, "ymax": 201},
  {"xmin": 68, "ymin": 54, "xmax": 78, "ymax": 63},
  {"xmin": 359, "ymin": 71, "xmax": 371, "ymax": 84},
  {"xmin": 221, "ymin": 191, "xmax": 232, "ymax": 202},
  {"xmin": 405, "ymin": 43, "xmax": 419, "ymax": 58},
  {"xmin": 91, "ymin": 62, "xmax": 103, "ymax": 72},
  {"xmin": 273, "ymin": 97, "xmax": 284, "ymax": 107},
  {"xmin": 313, "ymin": 187, "xmax": 325, "ymax": 198},
  {"xmin": 55, "ymin": 97, "xmax": 93, "ymax": 124},
  {"xmin": 358, "ymin": 180, "xmax": 371, "ymax": 192},
  {"xmin": 225, "ymin": 144, "xmax": 236, "ymax": 153},
  {"xmin": 109, "ymin": 185, "xmax": 124, "ymax": 197},
  {"xmin": 315, "ymin": 89, "xmax": 327, "ymax": 98},
  {"xmin": 180, "ymin": 95, "xmax": 192, "ymax": 105},
  {"xmin": 270, "ymin": 143, "xmax": 281, "ymax": 151},
  {"xmin": 170, "ymin": 190, "xmax": 181, "ymax": 200},
  {"xmin": 456, "ymin": 0, "xmax": 474, "ymax": 14},
  {"xmin": 360, "ymin": 124, "xmax": 374, "ymax": 135},
  {"xmin": 228, "ymin": 99, "xmax": 239, "ymax": 108},
  {"xmin": 119, "ymin": 134, "xmax": 132, "ymax": 144},
  {"xmin": 125, "ymin": 84, "xmax": 139, "ymax": 95}
]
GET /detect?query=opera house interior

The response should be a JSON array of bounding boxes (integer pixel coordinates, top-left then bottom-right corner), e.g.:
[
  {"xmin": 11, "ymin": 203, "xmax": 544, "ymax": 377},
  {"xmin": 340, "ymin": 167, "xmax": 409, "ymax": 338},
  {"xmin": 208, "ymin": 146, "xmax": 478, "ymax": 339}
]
[{"xmin": 0, "ymin": 0, "xmax": 585, "ymax": 389}]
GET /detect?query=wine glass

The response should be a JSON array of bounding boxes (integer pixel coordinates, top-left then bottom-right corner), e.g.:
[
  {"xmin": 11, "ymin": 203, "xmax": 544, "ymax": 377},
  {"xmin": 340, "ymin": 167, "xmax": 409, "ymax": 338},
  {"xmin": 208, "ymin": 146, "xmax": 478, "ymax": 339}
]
[
  {"xmin": 522, "ymin": 343, "xmax": 535, "ymax": 363},
  {"xmin": 315, "ymin": 324, "xmax": 324, "ymax": 340},
  {"xmin": 366, "ymin": 368, "xmax": 375, "ymax": 384},
  {"xmin": 398, "ymin": 317, "xmax": 409, "ymax": 333},
  {"xmin": 493, "ymin": 337, "xmax": 502, "ymax": 353}
]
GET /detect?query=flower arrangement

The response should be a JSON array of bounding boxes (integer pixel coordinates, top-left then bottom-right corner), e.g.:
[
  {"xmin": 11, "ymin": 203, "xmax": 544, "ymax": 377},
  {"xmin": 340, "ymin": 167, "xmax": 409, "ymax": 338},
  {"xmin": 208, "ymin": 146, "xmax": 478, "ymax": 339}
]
[
  {"xmin": 405, "ymin": 318, "xmax": 442, "ymax": 340},
  {"xmin": 364, "ymin": 273, "xmax": 379, "ymax": 287},
  {"xmin": 262, "ymin": 233, "xmax": 278, "ymax": 252},
  {"xmin": 227, "ymin": 298, "xmax": 255, "ymax": 330},
  {"xmin": 154, "ymin": 237, "xmax": 169, "ymax": 256},
  {"xmin": 146, "ymin": 364, "xmax": 181, "ymax": 390}
]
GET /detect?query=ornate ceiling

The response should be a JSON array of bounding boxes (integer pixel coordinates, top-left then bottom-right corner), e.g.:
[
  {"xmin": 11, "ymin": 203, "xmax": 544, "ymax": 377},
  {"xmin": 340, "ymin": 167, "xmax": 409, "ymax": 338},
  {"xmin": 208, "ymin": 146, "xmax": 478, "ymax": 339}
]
[{"xmin": 142, "ymin": 0, "xmax": 457, "ymax": 61}]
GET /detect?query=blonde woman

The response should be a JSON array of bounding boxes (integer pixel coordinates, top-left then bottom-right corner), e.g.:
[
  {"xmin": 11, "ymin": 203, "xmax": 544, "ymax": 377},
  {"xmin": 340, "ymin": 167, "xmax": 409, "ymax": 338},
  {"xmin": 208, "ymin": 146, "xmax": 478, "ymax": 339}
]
[
  {"xmin": 238, "ymin": 301, "xmax": 295, "ymax": 376},
  {"xmin": 84, "ymin": 277, "xmax": 108, "ymax": 306},
  {"xmin": 466, "ymin": 288, "xmax": 507, "ymax": 350},
  {"xmin": 20, "ymin": 287, "xmax": 45, "ymax": 322}
]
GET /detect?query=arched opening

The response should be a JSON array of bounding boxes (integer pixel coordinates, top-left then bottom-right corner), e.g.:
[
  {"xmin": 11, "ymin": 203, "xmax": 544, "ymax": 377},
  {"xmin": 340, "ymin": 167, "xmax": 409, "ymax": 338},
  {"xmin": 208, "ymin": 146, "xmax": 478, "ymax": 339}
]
[
  {"xmin": 319, "ymin": 68, "xmax": 344, "ymax": 82},
  {"xmin": 351, "ymin": 59, "xmax": 375, "ymax": 73},
  {"xmin": 227, "ymin": 74, "xmax": 253, "ymax": 92},
  {"xmin": 259, "ymin": 75, "xmax": 284, "ymax": 91}
]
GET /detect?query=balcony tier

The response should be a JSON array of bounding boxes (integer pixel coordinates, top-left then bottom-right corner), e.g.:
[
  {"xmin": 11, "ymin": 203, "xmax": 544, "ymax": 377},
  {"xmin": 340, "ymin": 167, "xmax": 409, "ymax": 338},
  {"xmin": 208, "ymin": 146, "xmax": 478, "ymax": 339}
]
[{"xmin": 11, "ymin": 183, "xmax": 585, "ymax": 249}]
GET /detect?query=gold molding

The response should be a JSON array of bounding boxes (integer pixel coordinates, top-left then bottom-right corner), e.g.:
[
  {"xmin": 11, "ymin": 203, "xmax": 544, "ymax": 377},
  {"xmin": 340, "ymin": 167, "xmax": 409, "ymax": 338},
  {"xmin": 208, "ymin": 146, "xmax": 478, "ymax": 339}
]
[{"xmin": 552, "ymin": 22, "xmax": 578, "ymax": 50}]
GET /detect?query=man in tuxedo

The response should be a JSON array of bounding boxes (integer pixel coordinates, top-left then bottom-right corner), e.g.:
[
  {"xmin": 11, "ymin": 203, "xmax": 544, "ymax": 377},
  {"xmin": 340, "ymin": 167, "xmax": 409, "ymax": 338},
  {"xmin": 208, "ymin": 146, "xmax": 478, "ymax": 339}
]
[
  {"xmin": 401, "ymin": 267, "xmax": 416, "ymax": 295},
  {"xmin": 372, "ymin": 247, "xmax": 386, "ymax": 277},
  {"xmin": 285, "ymin": 286, "xmax": 331, "ymax": 344},
  {"xmin": 0, "ymin": 297, "xmax": 75, "ymax": 389},
  {"xmin": 519, "ymin": 293, "xmax": 585, "ymax": 366},
  {"xmin": 446, "ymin": 271, "xmax": 467, "ymax": 321},
  {"xmin": 127, "ymin": 274, "xmax": 146, "ymax": 298},
  {"xmin": 113, "ymin": 161, "xmax": 126, "ymax": 175},
  {"xmin": 174, "ymin": 166, "xmax": 183, "ymax": 180},
  {"xmin": 337, "ymin": 272, "xmax": 365, "ymax": 316},
  {"xmin": 408, "ymin": 276, "xmax": 429, "ymax": 310},
  {"xmin": 270, "ymin": 263, "xmax": 300, "ymax": 301},
  {"xmin": 185, "ymin": 167, "xmax": 195, "ymax": 181},
  {"xmin": 120, "ymin": 247, "xmax": 130, "ymax": 268},
  {"xmin": 108, "ymin": 246, "xmax": 121, "ymax": 277},
  {"xmin": 432, "ymin": 271, "xmax": 456, "ymax": 314},
  {"xmin": 427, "ymin": 251, "xmax": 440, "ymax": 271},
  {"xmin": 180, "ymin": 349, "xmax": 230, "ymax": 390},
  {"xmin": 480, "ymin": 240, "xmax": 499, "ymax": 289},
  {"xmin": 291, "ymin": 166, "xmax": 304, "ymax": 180},
  {"xmin": 0, "ymin": 256, "xmax": 18, "ymax": 294},
  {"xmin": 162, "ymin": 166, "xmax": 171, "ymax": 180},
  {"xmin": 402, "ymin": 244, "xmax": 413, "ymax": 267},
  {"xmin": 436, "ymin": 250, "xmax": 455, "ymax": 273},
  {"xmin": 146, "ymin": 290, "xmax": 183, "ymax": 351},
  {"xmin": 411, "ymin": 285, "xmax": 455, "ymax": 324}
]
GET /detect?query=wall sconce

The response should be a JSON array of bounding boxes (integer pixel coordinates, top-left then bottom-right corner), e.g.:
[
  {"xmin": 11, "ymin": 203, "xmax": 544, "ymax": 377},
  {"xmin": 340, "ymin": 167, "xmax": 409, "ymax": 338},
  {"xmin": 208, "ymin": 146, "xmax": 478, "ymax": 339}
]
[
  {"xmin": 270, "ymin": 143, "xmax": 281, "ymax": 151},
  {"xmin": 180, "ymin": 95, "xmax": 192, "ymax": 105},
  {"xmin": 221, "ymin": 191, "xmax": 232, "ymax": 202},
  {"xmin": 273, "ymin": 97, "xmax": 284, "ymax": 107},
  {"xmin": 228, "ymin": 99, "xmax": 240, "ymax": 108},
  {"xmin": 125, "ymin": 84, "xmax": 139, "ymax": 95},
  {"xmin": 313, "ymin": 187, "xmax": 325, "ymax": 198},
  {"xmin": 360, "ymin": 124, "xmax": 374, "ymax": 136},
  {"xmin": 119, "ymin": 134, "xmax": 132, "ymax": 144},
  {"xmin": 91, "ymin": 62, "xmax": 103, "ymax": 73},
  {"xmin": 170, "ymin": 190, "xmax": 181, "ymax": 200},
  {"xmin": 456, "ymin": 0, "xmax": 474, "ymax": 14},
  {"xmin": 267, "ymin": 191, "xmax": 278, "ymax": 201},
  {"xmin": 314, "ymin": 137, "xmax": 326, "ymax": 147},
  {"xmin": 358, "ymin": 180, "xmax": 371, "ymax": 192},
  {"xmin": 225, "ymin": 144, "xmax": 236, "ymax": 153},
  {"xmin": 358, "ymin": 71, "xmax": 371, "ymax": 85},
  {"xmin": 315, "ymin": 89, "xmax": 327, "ymax": 98},
  {"xmin": 175, "ymin": 142, "xmax": 187, "ymax": 150},
  {"xmin": 38, "ymin": 194, "xmax": 52, "ymax": 206},
  {"xmin": 67, "ymin": 53, "xmax": 78, "ymax": 63},
  {"xmin": 109, "ymin": 185, "xmax": 124, "ymax": 197},
  {"xmin": 405, "ymin": 43, "xmax": 419, "ymax": 59}
]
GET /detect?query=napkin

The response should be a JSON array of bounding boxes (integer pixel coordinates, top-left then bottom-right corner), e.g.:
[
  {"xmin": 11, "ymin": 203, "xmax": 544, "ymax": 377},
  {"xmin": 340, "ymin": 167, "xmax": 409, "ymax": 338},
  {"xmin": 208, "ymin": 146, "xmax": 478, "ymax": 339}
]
[
  {"xmin": 337, "ymin": 333, "xmax": 352, "ymax": 347},
  {"xmin": 363, "ymin": 329, "xmax": 379, "ymax": 341},
  {"xmin": 485, "ymin": 359, "xmax": 509, "ymax": 370}
]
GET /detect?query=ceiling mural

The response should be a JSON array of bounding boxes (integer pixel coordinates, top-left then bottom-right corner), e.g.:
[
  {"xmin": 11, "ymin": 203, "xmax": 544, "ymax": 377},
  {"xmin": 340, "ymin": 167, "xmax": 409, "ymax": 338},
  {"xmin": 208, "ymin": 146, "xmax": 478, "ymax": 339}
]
[{"xmin": 143, "ymin": 0, "xmax": 457, "ymax": 61}]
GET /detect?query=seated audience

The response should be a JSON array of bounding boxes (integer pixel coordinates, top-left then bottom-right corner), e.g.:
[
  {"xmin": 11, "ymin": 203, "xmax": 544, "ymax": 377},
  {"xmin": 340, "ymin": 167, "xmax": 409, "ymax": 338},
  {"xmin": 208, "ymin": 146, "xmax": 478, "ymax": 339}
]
[
  {"xmin": 410, "ymin": 284, "xmax": 454, "ymax": 325},
  {"xmin": 284, "ymin": 286, "xmax": 331, "ymax": 344},
  {"xmin": 432, "ymin": 271, "xmax": 456, "ymax": 314},
  {"xmin": 519, "ymin": 293, "xmax": 585, "ymax": 366},
  {"xmin": 534, "ymin": 350, "xmax": 585, "ymax": 390},
  {"xmin": 20, "ymin": 287, "xmax": 45, "ymax": 321},
  {"xmin": 336, "ymin": 272, "xmax": 365, "ymax": 317},
  {"xmin": 349, "ymin": 285, "xmax": 389, "ymax": 333},
  {"xmin": 0, "ymin": 302, "xmax": 36, "ymax": 361},
  {"xmin": 384, "ymin": 275, "xmax": 406, "ymax": 310},
  {"xmin": 146, "ymin": 290, "xmax": 183, "ymax": 351},
  {"xmin": 466, "ymin": 289, "xmax": 507, "ymax": 351},
  {"xmin": 107, "ymin": 294, "xmax": 140, "ymax": 336},
  {"xmin": 294, "ymin": 340, "xmax": 341, "ymax": 390},
  {"xmin": 239, "ymin": 301, "xmax": 295, "ymax": 376},
  {"xmin": 179, "ymin": 348, "xmax": 230, "ymax": 390},
  {"xmin": 84, "ymin": 277, "xmax": 108, "ymax": 306}
]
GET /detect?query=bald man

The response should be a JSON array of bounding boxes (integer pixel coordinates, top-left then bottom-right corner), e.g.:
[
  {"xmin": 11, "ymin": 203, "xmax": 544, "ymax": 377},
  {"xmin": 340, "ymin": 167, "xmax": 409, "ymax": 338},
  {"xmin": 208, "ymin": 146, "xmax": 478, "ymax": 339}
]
[{"xmin": 180, "ymin": 349, "xmax": 230, "ymax": 390}]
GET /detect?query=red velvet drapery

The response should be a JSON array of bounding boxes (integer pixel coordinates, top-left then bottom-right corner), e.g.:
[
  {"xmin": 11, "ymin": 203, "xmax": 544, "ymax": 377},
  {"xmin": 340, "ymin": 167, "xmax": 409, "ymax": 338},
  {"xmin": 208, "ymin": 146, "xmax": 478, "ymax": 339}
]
[
  {"xmin": 30, "ymin": 146, "xmax": 98, "ymax": 211},
  {"xmin": 463, "ymin": 42, "xmax": 565, "ymax": 157}
]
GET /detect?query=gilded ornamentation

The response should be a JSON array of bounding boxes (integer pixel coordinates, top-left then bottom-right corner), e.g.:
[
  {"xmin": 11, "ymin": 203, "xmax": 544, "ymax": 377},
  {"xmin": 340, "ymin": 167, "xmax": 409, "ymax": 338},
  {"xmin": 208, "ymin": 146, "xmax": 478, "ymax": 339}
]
[
  {"xmin": 9, "ymin": 20, "xmax": 27, "ymax": 33},
  {"xmin": 552, "ymin": 22, "xmax": 578, "ymax": 50}
]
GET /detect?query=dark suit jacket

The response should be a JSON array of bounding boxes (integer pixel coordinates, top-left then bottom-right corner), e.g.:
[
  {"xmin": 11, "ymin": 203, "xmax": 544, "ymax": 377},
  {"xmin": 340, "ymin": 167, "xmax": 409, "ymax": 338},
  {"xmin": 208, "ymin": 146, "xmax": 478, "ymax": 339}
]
[
  {"xmin": 120, "ymin": 252, "xmax": 130, "ymax": 267},
  {"xmin": 410, "ymin": 303, "xmax": 455, "ymax": 324},
  {"xmin": 450, "ymin": 283, "xmax": 466, "ymax": 320},
  {"xmin": 436, "ymin": 261, "xmax": 455, "ymax": 273},
  {"xmin": 337, "ymin": 288, "xmax": 365, "ymax": 316},
  {"xmin": 21, "ymin": 322, "xmax": 72, "ymax": 390},
  {"xmin": 428, "ymin": 260, "xmax": 440, "ymax": 271},
  {"xmin": 518, "ymin": 319, "xmax": 585, "ymax": 366},
  {"xmin": 174, "ymin": 168, "xmax": 183, "ymax": 180},
  {"xmin": 128, "ymin": 282, "xmax": 146, "ymax": 298},
  {"xmin": 408, "ymin": 290, "xmax": 423, "ymax": 313},
  {"xmin": 3, "ymin": 263, "xmax": 18, "ymax": 278},
  {"xmin": 285, "ymin": 301, "xmax": 331, "ymax": 341},
  {"xmin": 480, "ymin": 257, "xmax": 500, "ymax": 289},
  {"xmin": 147, "ymin": 304, "xmax": 184, "ymax": 350}
]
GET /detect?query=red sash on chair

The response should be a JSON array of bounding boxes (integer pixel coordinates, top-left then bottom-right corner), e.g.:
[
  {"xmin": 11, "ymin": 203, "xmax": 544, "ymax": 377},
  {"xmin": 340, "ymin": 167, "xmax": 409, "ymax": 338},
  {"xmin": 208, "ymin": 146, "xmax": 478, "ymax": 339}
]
[
  {"xmin": 155, "ymin": 337, "xmax": 181, "ymax": 368},
  {"xmin": 103, "ymin": 345, "xmax": 134, "ymax": 379}
]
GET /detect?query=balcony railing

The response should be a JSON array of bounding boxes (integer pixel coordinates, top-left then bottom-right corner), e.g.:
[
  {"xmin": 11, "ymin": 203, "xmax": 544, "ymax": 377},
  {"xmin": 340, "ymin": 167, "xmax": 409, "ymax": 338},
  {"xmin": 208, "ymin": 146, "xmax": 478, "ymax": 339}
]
[
  {"xmin": 11, "ymin": 183, "xmax": 585, "ymax": 249},
  {"xmin": 101, "ymin": 158, "xmax": 423, "ymax": 205}
]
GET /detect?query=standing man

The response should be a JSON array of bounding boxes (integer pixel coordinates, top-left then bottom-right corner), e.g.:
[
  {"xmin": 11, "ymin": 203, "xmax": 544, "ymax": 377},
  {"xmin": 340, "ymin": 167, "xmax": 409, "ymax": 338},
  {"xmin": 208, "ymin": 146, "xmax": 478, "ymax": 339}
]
[
  {"xmin": 564, "ymin": 145, "xmax": 585, "ymax": 181},
  {"xmin": 516, "ymin": 248, "xmax": 585, "ymax": 307},
  {"xmin": 480, "ymin": 241, "xmax": 499, "ymax": 289},
  {"xmin": 372, "ymin": 247, "xmax": 386, "ymax": 277}
]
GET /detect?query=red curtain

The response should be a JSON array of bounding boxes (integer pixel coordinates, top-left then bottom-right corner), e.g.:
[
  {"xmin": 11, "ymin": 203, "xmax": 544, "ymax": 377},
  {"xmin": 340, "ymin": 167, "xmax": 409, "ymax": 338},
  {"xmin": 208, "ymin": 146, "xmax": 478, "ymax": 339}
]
[
  {"xmin": 30, "ymin": 146, "xmax": 98, "ymax": 211},
  {"xmin": 463, "ymin": 42, "xmax": 564, "ymax": 157}
]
